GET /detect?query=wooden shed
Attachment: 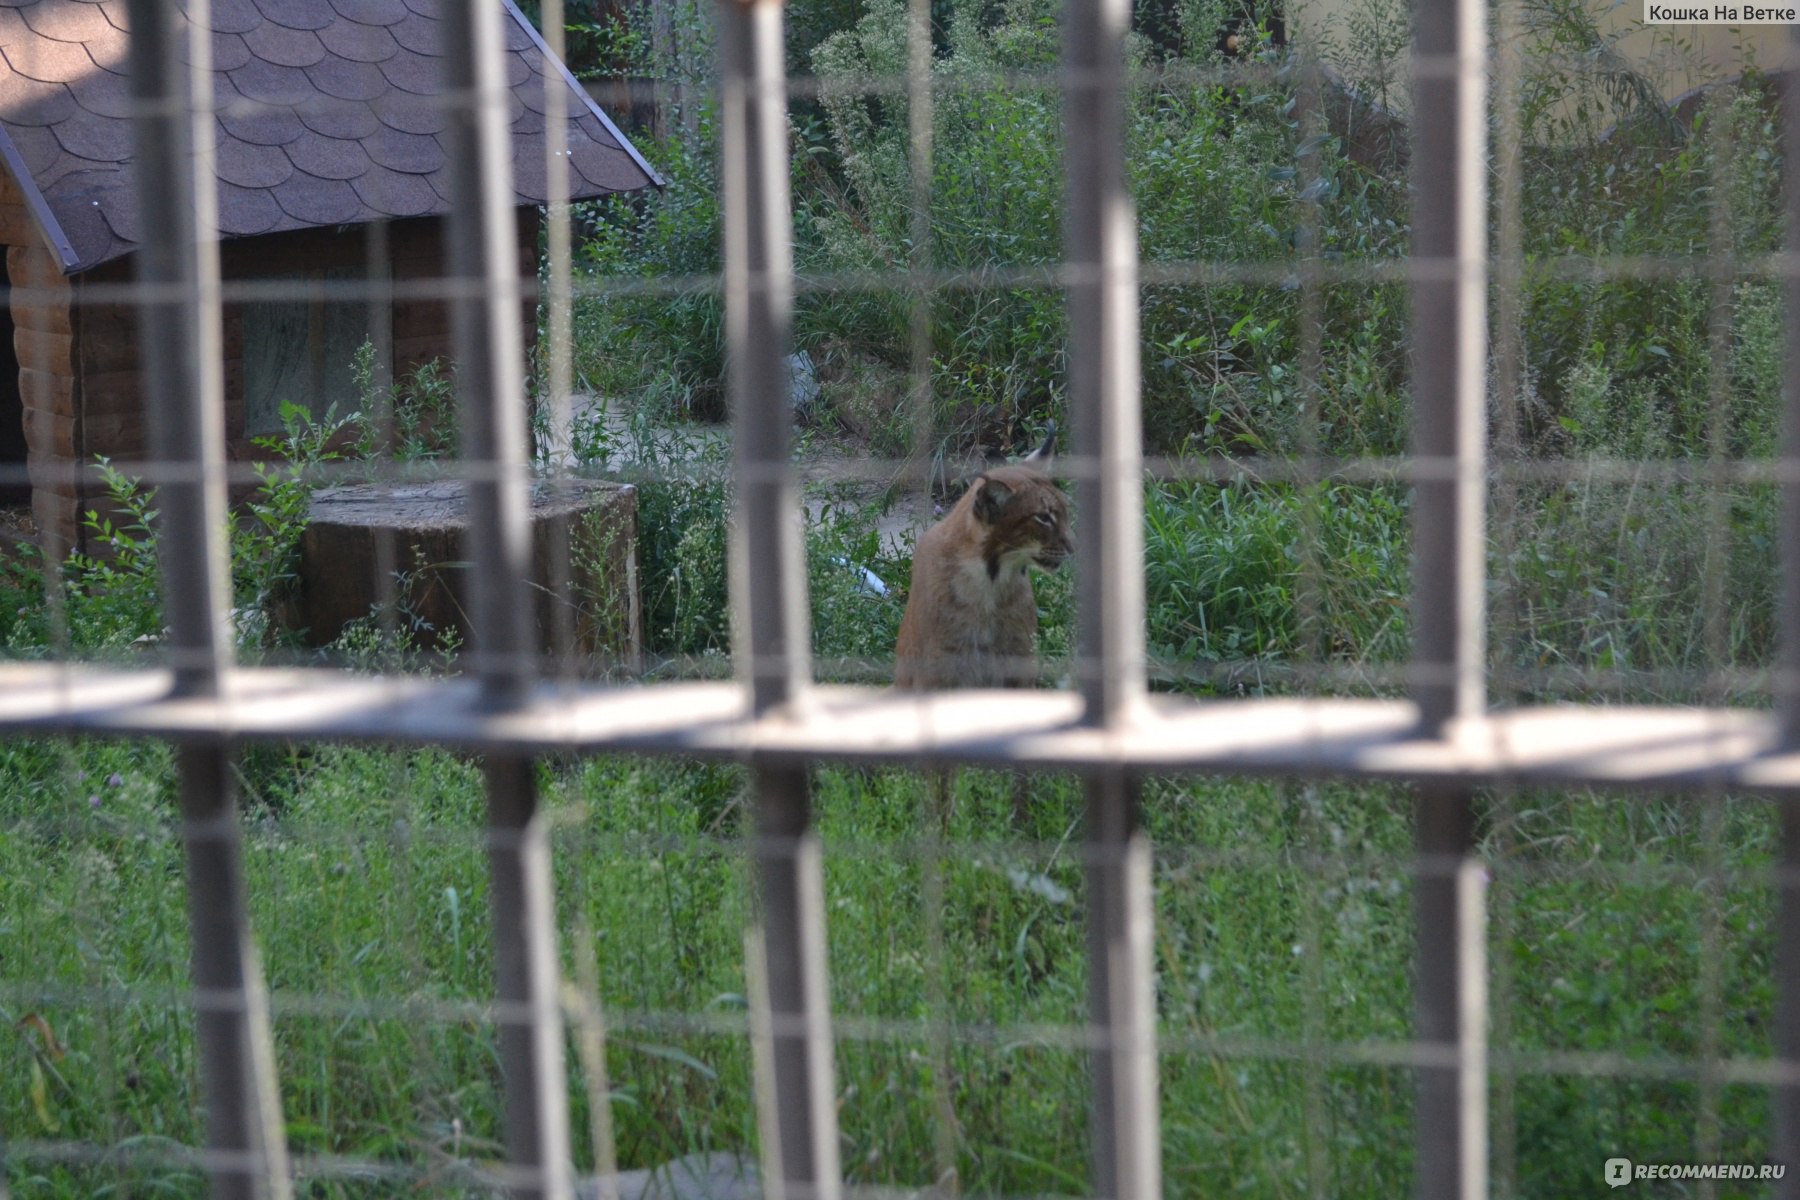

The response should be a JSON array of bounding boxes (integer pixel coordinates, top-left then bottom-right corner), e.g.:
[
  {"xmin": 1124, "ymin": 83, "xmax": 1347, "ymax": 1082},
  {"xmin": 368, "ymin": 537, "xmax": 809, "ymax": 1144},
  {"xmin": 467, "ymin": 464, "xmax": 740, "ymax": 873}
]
[{"xmin": 0, "ymin": 0, "xmax": 659, "ymax": 552}]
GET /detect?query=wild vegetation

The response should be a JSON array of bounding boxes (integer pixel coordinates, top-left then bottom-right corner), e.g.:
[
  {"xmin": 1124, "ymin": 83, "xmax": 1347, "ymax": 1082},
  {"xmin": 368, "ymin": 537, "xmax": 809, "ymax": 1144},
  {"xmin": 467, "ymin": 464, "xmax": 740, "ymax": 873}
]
[{"xmin": 0, "ymin": 0, "xmax": 1791, "ymax": 1194}]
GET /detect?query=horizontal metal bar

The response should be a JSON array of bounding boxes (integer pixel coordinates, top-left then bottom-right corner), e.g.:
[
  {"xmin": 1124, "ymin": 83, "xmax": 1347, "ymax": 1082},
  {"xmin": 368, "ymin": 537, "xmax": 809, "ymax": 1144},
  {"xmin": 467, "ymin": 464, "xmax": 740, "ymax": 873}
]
[
  {"xmin": 11, "ymin": 974, "xmax": 1800, "ymax": 1087},
  {"xmin": 0, "ymin": 665, "xmax": 1789, "ymax": 790},
  {"xmin": 35, "ymin": 244, "xmax": 1795, "ymax": 314},
  {"xmin": 55, "ymin": 449, "xmax": 1800, "ymax": 494}
]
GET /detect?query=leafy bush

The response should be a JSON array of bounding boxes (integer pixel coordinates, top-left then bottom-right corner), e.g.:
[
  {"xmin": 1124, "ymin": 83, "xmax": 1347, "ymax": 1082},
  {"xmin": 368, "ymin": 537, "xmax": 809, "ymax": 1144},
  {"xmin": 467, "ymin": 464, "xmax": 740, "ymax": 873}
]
[
  {"xmin": 566, "ymin": 404, "xmax": 734, "ymax": 667},
  {"xmin": 36, "ymin": 349, "xmax": 467, "ymax": 659},
  {"xmin": 55, "ymin": 398, "xmax": 355, "ymax": 656},
  {"xmin": 575, "ymin": 118, "xmax": 726, "ymax": 418}
]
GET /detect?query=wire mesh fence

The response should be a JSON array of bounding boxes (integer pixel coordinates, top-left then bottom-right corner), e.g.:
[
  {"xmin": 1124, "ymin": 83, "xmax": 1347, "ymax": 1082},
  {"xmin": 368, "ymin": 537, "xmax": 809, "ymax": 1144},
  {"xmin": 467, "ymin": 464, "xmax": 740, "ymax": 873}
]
[{"xmin": 1, "ymin": 0, "xmax": 1799, "ymax": 1197}]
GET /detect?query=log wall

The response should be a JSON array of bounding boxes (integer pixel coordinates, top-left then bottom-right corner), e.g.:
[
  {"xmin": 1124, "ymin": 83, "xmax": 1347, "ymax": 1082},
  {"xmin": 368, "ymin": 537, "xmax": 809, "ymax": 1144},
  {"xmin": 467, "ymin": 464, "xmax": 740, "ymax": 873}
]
[{"xmin": 1, "ymin": 204, "xmax": 548, "ymax": 556}]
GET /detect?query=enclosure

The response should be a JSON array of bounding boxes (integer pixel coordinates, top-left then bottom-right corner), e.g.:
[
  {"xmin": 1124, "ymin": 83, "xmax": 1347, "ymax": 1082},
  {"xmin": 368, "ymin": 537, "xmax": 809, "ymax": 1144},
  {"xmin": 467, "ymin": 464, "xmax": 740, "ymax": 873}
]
[{"xmin": 5, "ymin": 0, "xmax": 1800, "ymax": 1197}]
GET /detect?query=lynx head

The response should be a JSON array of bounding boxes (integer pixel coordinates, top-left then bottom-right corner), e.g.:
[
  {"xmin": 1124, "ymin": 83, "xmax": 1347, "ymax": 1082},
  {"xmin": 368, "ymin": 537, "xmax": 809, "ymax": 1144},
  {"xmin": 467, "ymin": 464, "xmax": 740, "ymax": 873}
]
[{"xmin": 970, "ymin": 428, "xmax": 1070, "ymax": 580}]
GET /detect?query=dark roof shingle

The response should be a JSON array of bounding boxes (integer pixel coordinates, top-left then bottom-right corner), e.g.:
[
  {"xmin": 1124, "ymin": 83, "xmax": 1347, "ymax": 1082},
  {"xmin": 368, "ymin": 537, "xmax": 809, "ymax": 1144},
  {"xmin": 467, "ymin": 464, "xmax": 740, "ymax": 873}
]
[{"xmin": 0, "ymin": 0, "xmax": 659, "ymax": 272}]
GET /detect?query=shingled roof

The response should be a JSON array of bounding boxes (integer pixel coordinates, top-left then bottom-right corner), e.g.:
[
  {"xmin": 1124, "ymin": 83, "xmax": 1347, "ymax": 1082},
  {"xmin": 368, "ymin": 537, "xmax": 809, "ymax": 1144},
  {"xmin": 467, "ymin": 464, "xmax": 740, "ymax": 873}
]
[{"xmin": 0, "ymin": 0, "xmax": 661, "ymax": 274}]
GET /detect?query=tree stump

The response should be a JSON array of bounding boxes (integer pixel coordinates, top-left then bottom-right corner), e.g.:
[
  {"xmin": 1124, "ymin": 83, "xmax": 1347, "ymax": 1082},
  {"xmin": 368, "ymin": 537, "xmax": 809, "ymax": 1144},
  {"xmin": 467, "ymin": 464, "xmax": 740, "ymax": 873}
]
[{"xmin": 298, "ymin": 477, "xmax": 640, "ymax": 670}]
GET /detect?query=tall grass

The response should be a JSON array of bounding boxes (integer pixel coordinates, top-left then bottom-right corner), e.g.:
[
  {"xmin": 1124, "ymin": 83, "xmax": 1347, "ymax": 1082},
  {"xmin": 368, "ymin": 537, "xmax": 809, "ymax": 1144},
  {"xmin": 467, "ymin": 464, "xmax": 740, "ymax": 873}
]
[{"xmin": 1, "ymin": 740, "xmax": 1776, "ymax": 1195}]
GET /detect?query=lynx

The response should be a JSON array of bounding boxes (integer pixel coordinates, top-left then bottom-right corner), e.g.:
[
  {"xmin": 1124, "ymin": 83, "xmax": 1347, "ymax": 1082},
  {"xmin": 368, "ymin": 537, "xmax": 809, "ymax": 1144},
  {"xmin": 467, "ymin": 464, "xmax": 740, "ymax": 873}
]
[{"xmin": 894, "ymin": 431, "xmax": 1070, "ymax": 690}]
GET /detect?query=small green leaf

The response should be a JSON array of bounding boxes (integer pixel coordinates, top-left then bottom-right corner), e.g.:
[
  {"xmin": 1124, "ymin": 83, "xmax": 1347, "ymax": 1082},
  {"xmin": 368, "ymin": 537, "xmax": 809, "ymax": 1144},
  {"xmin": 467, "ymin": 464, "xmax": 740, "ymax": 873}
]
[{"xmin": 618, "ymin": 1038, "xmax": 718, "ymax": 1081}]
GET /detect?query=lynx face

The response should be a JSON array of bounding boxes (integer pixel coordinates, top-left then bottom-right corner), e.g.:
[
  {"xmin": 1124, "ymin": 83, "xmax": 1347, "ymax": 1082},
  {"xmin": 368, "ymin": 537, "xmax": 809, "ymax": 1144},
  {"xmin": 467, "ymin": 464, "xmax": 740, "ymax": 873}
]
[{"xmin": 971, "ymin": 465, "xmax": 1073, "ymax": 582}]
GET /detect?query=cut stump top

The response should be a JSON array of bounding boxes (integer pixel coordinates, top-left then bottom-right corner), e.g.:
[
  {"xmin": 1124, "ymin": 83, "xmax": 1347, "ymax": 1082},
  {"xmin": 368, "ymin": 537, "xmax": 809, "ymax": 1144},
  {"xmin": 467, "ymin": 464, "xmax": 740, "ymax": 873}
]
[{"xmin": 308, "ymin": 477, "xmax": 634, "ymax": 529}]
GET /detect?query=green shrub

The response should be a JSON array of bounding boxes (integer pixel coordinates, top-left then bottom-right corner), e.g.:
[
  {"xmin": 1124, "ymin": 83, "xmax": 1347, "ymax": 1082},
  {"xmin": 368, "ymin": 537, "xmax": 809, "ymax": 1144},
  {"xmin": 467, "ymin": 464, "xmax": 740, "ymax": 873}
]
[
  {"xmin": 575, "ymin": 118, "xmax": 726, "ymax": 419},
  {"xmin": 1144, "ymin": 476, "xmax": 1409, "ymax": 685}
]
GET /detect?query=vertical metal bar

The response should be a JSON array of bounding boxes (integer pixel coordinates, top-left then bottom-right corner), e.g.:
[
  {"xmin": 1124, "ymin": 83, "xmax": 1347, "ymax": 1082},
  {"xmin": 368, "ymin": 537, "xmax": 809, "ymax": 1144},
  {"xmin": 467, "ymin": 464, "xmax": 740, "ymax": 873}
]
[
  {"xmin": 1702, "ymin": 94, "xmax": 1738, "ymax": 711},
  {"xmin": 1696, "ymin": 84, "xmax": 1739, "ymax": 1200},
  {"xmin": 485, "ymin": 756, "xmax": 574, "ymax": 1200},
  {"xmin": 178, "ymin": 745, "xmax": 292, "ymax": 1200},
  {"xmin": 904, "ymin": 0, "xmax": 936, "ymax": 547},
  {"xmin": 444, "ymin": 7, "xmax": 572, "ymax": 1197},
  {"xmin": 126, "ymin": 0, "xmax": 230, "ymax": 696},
  {"xmin": 1409, "ymin": 0, "xmax": 1488, "ymax": 732},
  {"xmin": 1778, "ymin": 29, "xmax": 1800, "ymax": 743},
  {"xmin": 569, "ymin": 913, "xmax": 622, "ymax": 1200},
  {"xmin": 716, "ymin": 3, "xmax": 836, "ymax": 1196},
  {"xmin": 1414, "ymin": 788, "xmax": 1486, "ymax": 1200},
  {"xmin": 542, "ymin": 0, "xmax": 581, "ymax": 677},
  {"xmin": 127, "ymin": 5, "xmax": 290, "ymax": 1197},
  {"xmin": 544, "ymin": 0, "xmax": 575, "ymax": 465},
  {"xmin": 719, "ymin": 0, "xmax": 810, "ymax": 716},
  {"xmin": 1293, "ymin": 53, "xmax": 1326, "ymax": 674},
  {"xmin": 1083, "ymin": 769, "xmax": 1159, "ymax": 1200},
  {"xmin": 1063, "ymin": 3, "xmax": 1157, "ymax": 1195},
  {"xmin": 1694, "ymin": 791, "xmax": 1725, "ymax": 1200},
  {"xmin": 898, "ymin": 6, "xmax": 955, "ymax": 1179},
  {"xmin": 750, "ymin": 765, "xmax": 842, "ymax": 1200},
  {"xmin": 444, "ymin": 0, "xmax": 536, "ymax": 706},
  {"xmin": 1486, "ymin": 790, "xmax": 1517, "ymax": 1200},
  {"xmin": 1489, "ymin": 0, "xmax": 1526, "ymax": 721},
  {"xmin": 1064, "ymin": 0, "xmax": 1145, "ymax": 725},
  {"xmin": 1296, "ymin": 784, "xmax": 1331, "ymax": 1200},
  {"xmin": 1775, "ymin": 799, "xmax": 1800, "ymax": 1199},
  {"xmin": 1487, "ymin": 0, "xmax": 1525, "ymax": 1172},
  {"xmin": 363, "ymin": 219, "xmax": 404, "ymax": 655},
  {"xmin": 1775, "ymin": 33, "xmax": 1800, "ymax": 1193}
]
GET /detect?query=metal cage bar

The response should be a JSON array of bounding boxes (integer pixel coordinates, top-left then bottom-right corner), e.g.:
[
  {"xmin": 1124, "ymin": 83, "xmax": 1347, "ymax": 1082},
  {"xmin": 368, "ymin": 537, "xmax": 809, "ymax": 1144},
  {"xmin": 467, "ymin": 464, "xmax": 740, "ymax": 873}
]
[
  {"xmin": 1778, "ymin": 801, "xmax": 1800, "ymax": 1199},
  {"xmin": 1410, "ymin": 0, "xmax": 1489, "ymax": 1187},
  {"xmin": 444, "ymin": 0, "xmax": 537, "ymax": 709},
  {"xmin": 484, "ymin": 756, "xmax": 576, "ymax": 1200},
  {"xmin": 1064, "ymin": 0, "xmax": 1146, "ymax": 727},
  {"xmin": 443, "ymin": 5, "xmax": 574, "ymax": 1196},
  {"xmin": 174, "ymin": 745, "xmax": 293, "ymax": 1200},
  {"xmin": 1082, "ymin": 768, "xmax": 1161, "ymax": 1200},
  {"xmin": 1062, "ymin": 1, "xmax": 1161, "ymax": 1195},
  {"xmin": 1776, "ymin": 25, "xmax": 1800, "ymax": 1194},
  {"xmin": 721, "ymin": 0, "xmax": 811, "ymax": 718},
  {"xmin": 749, "ymin": 765, "xmax": 842, "ymax": 1200},
  {"xmin": 718, "ymin": 3, "xmax": 841, "ymax": 1197},
  {"xmin": 126, "ymin": 5, "xmax": 291, "ymax": 1197},
  {"xmin": 1409, "ymin": 0, "xmax": 1489, "ymax": 732},
  {"xmin": 1414, "ymin": 788, "xmax": 1486, "ymax": 1200},
  {"xmin": 126, "ymin": 0, "xmax": 231, "ymax": 695}
]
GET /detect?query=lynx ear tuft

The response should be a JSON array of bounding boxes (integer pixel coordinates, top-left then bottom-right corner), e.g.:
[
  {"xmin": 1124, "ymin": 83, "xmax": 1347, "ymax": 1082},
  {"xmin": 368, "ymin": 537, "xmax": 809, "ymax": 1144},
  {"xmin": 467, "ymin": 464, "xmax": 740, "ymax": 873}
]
[
  {"xmin": 1020, "ymin": 422, "xmax": 1056, "ymax": 471},
  {"xmin": 973, "ymin": 476, "xmax": 1014, "ymax": 523}
]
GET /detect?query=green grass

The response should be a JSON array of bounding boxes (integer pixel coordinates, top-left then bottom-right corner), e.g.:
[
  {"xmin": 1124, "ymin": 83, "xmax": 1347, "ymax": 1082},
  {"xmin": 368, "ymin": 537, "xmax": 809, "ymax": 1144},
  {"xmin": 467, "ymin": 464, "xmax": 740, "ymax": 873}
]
[{"xmin": 0, "ymin": 738, "xmax": 1779, "ymax": 1196}]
